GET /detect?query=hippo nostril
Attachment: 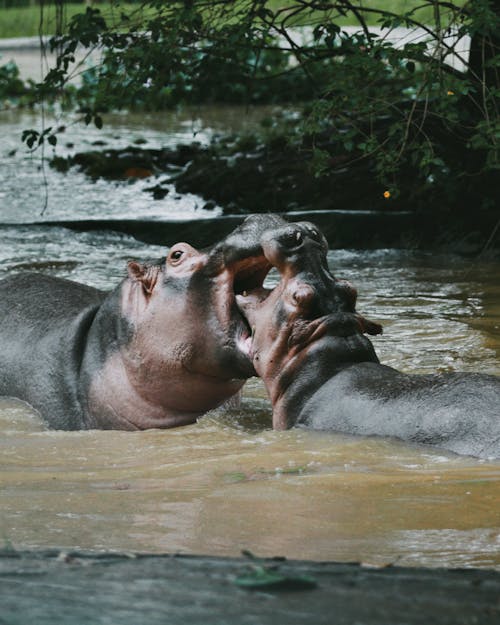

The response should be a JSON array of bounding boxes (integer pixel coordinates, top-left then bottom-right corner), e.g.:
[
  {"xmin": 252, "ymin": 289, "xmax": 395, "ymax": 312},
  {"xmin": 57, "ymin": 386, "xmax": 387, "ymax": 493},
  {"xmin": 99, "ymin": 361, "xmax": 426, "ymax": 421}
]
[{"xmin": 292, "ymin": 283, "xmax": 316, "ymax": 311}]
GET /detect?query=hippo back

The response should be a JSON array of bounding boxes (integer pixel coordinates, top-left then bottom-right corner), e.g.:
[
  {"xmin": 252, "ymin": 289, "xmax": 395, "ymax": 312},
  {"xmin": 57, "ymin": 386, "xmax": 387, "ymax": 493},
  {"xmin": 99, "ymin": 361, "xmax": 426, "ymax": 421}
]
[
  {"xmin": 0, "ymin": 273, "xmax": 105, "ymax": 428},
  {"xmin": 300, "ymin": 361, "xmax": 500, "ymax": 459}
]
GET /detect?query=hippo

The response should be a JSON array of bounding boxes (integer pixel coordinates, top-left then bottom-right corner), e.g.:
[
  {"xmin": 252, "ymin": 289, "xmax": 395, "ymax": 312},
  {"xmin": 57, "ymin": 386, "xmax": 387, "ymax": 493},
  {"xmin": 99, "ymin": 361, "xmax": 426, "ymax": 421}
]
[
  {"xmin": 0, "ymin": 214, "xmax": 285, "ymax": 430},
  {"xmin": 237, "ymin": 222, "xmax": 500, "ymax": 459}
]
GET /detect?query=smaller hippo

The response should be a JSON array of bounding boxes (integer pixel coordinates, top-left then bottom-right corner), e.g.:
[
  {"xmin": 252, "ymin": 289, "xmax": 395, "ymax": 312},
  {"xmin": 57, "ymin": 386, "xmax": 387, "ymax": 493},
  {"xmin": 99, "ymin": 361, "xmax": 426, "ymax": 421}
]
[{"xmin": 237, "ymin": 222, "xmax": 500, "ymax": 459}]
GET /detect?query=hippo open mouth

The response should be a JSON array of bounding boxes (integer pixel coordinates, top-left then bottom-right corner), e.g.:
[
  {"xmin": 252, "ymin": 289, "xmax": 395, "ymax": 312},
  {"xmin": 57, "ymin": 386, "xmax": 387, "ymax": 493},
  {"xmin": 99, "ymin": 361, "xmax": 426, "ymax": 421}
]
[
  {"xmin": 206, "ymin": 213, "xmax": 286, "ymax": 336},
  {"xmin": 230, "ymin": 257, "xmax": 273, "ymax": 358},
  {"xmin": 232, "ymin": 257, "xmax": 272, "ymax": 297}
]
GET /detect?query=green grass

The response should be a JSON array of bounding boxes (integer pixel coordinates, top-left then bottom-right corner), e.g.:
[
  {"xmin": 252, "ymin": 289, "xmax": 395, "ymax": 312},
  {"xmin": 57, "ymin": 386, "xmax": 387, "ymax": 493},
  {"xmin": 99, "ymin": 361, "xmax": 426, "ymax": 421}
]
[
  {"xmin": 0, "ymin": 4, "xmax": 75, "ymax": 38},
  {"xmin": 0, "ymin": 1, "xmax": 467, "ymax": 39},
  {"xmin": 0, "ymin": 3, "xmax": 147, "ymax": 38},
  {"xmin": 267, "ymin": 0, "xmax": 467, "ymax": 28}
]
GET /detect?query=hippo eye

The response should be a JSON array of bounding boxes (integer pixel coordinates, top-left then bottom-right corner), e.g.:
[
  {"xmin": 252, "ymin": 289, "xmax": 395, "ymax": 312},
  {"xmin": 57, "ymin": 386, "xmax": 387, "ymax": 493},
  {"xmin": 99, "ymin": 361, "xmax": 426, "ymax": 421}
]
[
  {"xmin": 170, "ymin": 249, "xmax": 184, "ymax": 262},
  {"xmin": 306, "ymin": 225, "xmax": 319, "ymax": 240}
]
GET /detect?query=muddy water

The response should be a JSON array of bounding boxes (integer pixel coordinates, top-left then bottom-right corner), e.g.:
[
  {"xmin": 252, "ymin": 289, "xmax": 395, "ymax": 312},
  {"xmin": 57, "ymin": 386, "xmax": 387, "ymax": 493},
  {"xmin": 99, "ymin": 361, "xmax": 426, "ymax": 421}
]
[
  {"xmin": 0, "ymin": 109, "xmax": 499, "ymax": 568},
  {"xmin": 1, "ymin": 231, "xmax": 499, "ymax": 569}
]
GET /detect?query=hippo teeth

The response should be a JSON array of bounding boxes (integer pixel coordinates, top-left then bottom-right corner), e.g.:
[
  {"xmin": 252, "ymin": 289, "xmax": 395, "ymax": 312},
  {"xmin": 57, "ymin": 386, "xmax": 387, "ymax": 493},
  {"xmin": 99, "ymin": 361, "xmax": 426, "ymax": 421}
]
[
  {"xmin": 244, "ymin": 335, "xmax": 253, "ymax": 355},
  {"xmin": 236, "ymin": 332, "xmax": 253, "ymax": 358}
]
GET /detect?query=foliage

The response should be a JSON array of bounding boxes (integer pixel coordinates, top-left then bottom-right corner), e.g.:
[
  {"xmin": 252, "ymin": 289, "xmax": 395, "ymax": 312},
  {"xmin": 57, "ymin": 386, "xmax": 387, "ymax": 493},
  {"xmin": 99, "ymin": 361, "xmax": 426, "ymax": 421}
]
[
  {"xmin": 0, "ymin": 60, "xmax": 35, "ymax": 105},
  {"xmin": 19, "ymin": 1, "xmax": 500, "ymax": 213}
]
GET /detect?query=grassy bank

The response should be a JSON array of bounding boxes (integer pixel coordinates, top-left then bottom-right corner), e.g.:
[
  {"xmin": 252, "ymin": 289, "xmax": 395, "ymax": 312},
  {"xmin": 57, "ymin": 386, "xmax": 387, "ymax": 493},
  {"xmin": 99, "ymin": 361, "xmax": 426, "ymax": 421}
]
[
  {"xmin": 0, "ymin": 3, "xmax": 147, "ymax": 38},
  {"xmin": 0, "ymin": 1, "xmax": 466, "ymax": 39}
]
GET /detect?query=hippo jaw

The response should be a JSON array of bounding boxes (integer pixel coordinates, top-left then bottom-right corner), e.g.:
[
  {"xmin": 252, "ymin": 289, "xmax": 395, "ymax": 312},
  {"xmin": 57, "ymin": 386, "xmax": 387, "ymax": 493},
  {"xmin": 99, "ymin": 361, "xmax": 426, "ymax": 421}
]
[
  {"xmin": 202, "ymin": 214, "xmax": 288, "ymax": 375},
  {"xmin": 210, "ymin": 253, "xmax": 273, "ymax": 375},
  {"xmin": 235, "ymin": 286, "xmax": 273, "ymax": 359}
]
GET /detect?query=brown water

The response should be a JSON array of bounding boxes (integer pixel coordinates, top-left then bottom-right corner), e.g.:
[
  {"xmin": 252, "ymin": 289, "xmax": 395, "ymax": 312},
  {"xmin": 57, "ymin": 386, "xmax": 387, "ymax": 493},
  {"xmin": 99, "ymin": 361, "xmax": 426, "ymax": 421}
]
[{"xmin": 1, "ymin": 247, "xmax": 499, "ymax": 569}]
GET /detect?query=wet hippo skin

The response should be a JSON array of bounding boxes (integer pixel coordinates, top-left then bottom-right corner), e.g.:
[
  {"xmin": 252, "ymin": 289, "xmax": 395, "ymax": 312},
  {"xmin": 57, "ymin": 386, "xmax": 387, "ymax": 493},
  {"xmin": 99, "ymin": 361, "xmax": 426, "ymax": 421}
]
[
  {"xmin": 237, "ymin": 223, "xmax": 500, "ymax": 459},
  {"xmin": 0, "ymin": 214, "xmax": 285, "ymax": 430}
]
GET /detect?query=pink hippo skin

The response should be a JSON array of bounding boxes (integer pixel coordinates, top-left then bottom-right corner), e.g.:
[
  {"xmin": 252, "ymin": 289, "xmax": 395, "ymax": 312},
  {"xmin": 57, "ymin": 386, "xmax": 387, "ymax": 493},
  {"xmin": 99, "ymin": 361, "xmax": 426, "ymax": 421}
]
[
  {"xmin": 237, "ymin": 222, "xmax": 500, "ymax": 459},
  {"xmin": 0, "ymin": 215, "xmax": 285, "ymax": 430}
]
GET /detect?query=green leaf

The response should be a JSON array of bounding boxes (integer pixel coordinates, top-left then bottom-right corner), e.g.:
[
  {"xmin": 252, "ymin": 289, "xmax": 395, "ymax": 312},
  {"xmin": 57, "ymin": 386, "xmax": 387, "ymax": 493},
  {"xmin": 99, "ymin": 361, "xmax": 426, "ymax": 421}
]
[{"xmin": 234, "ymin": 567, "xmax": 317, "ymax": 591}]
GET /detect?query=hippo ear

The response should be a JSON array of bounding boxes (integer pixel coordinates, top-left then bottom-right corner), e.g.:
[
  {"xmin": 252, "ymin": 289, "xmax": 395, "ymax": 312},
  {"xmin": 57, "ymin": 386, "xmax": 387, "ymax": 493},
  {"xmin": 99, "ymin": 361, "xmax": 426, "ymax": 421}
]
[
  {"xmin": 356, "ymin": 314, "xmax": 383, "ymax": 336},
  {"xmin": 127, "ymin": 261, "xmax": 158, "ymax": 296}
]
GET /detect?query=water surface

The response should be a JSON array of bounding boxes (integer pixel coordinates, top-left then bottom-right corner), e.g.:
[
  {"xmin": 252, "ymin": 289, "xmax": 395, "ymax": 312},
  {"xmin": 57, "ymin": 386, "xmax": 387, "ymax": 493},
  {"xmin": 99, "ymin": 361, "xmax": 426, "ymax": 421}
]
[
  {"xmin": 0, "ymin": 110, "xmax": 499, "ymax": 569},
  {"xmin": 1, "ymin": 231, "xmax": 498, "ymax": 569}
]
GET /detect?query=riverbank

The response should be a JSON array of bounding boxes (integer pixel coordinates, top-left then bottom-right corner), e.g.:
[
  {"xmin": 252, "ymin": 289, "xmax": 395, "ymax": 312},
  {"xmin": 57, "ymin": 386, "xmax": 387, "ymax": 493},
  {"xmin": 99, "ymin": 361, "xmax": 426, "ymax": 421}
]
[
  {"xmin": 48, "ymin": 139, "xmax": 500, "ymax": 253},
  {"xmin": 22, "ymin": 209, "xmax": 499, "ymax": 254}
]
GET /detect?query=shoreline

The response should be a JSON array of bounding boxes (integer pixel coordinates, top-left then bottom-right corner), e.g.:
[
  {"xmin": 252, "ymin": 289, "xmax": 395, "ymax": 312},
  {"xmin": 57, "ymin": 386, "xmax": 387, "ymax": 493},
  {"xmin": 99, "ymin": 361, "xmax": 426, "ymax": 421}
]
[{"xmin": 2, "ymin": 209, "xmax": 497, "ymax": 253}]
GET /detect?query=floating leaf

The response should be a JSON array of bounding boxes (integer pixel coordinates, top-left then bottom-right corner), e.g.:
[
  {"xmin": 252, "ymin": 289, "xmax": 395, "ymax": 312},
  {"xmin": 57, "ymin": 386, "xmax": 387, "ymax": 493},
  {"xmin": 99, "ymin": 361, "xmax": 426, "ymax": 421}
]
[
  {"xmin": 234, "ymin": 566, "xmax": 317, "ymax": 591},
  {"xmin": 235, "ymin": 554, "xmax": 317, "ymax": 592}
]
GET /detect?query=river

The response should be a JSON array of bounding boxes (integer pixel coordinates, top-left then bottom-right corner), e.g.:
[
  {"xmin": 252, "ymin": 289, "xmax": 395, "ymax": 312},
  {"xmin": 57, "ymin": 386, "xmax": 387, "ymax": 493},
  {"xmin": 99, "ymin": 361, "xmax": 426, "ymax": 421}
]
[{"xmin": 0, "ymin": 109, "xmax": 499, "ymax": 569}]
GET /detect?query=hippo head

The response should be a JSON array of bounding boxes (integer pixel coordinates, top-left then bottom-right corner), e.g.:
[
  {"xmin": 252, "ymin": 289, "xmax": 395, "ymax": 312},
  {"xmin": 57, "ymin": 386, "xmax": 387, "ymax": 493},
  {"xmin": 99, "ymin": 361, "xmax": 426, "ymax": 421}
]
[
  {"xmin": 100, "ymin": 214, "xmax": 287, "ymax": 427},
  {"xmin": 236, "ymin": 221, "xmax": 382, "ymax": 428}
]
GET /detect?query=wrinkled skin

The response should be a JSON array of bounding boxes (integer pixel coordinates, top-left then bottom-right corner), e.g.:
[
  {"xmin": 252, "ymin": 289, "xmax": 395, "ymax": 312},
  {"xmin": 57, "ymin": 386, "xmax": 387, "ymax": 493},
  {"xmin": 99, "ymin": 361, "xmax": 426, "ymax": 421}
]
[
  {"xmin": 237, "ymin": 223, "xmax": 500, "ymax": 459},
  {"xmin": 0, "ymin": 214, "xmax": 284, "ymax": 430}
]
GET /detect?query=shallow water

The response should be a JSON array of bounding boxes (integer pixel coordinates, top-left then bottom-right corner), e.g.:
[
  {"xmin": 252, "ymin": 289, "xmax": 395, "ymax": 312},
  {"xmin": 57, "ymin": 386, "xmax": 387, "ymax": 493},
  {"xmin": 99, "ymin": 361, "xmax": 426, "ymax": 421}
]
[
  {"xmin": 0, "ymin": 107, "xmax": 275, "ymax": 222},
  {"xmin": 0, "ymin": 110, "xmax": 499, "ymax": 569}
]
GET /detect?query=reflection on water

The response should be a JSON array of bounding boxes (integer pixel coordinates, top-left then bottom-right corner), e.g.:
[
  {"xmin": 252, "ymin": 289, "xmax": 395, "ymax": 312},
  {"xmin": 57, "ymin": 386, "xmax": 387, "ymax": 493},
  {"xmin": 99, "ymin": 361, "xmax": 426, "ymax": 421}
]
[{"xmin": 0, "ymin": 231, "xmax": 499, "ymax": 569}]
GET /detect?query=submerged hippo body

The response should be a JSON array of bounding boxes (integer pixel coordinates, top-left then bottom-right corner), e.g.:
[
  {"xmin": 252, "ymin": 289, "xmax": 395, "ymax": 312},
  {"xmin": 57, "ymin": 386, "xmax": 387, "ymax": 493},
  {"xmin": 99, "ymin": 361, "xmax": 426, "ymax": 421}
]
[
  {"xmin": 237, "ymin": 223, "xmax": 500, "ymax": 459},
  {"xmin": 301, "ymin": 362, "xmax": 500, "ymax": 458},
  {"xmin": 0, "ymin": 215, "xmax": 284, "ymax": 430}
]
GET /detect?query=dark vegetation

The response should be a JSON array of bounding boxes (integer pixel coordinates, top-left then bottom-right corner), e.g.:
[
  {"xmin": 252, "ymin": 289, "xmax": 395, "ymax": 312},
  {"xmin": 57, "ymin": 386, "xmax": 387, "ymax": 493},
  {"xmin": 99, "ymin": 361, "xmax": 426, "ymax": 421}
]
[{"xmin": 2, "ymin": 1, "xmax": 499, "ymax": 228}]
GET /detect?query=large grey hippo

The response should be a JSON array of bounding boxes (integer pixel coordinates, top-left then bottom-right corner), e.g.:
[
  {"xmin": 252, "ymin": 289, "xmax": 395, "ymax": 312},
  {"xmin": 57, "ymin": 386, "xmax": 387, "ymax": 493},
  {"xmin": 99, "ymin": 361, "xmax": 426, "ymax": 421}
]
[
  {"xmin": 237, "ymin": 222, "xmax": 500, "ymax": 459},
  {"xmin": 0, "ymin": 215, "xmax": 285, "ymax": 430}
]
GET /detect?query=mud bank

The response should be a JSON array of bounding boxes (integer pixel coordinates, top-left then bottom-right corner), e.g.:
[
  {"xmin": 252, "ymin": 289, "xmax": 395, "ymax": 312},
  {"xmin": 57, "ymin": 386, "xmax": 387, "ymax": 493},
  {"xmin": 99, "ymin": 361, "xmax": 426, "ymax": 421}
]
[
  {"xmin": 49, "ymin": 140, "xmax": 499, "ymax": 252},
  {"xmin": 22, "ymin": 208, "xmax": 499, "ymax": 253}
]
